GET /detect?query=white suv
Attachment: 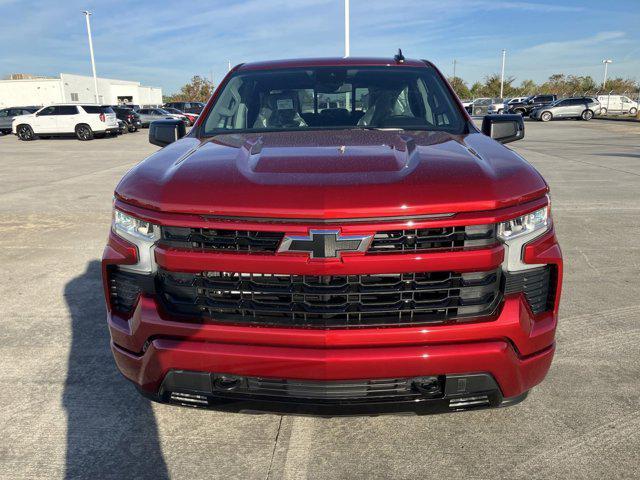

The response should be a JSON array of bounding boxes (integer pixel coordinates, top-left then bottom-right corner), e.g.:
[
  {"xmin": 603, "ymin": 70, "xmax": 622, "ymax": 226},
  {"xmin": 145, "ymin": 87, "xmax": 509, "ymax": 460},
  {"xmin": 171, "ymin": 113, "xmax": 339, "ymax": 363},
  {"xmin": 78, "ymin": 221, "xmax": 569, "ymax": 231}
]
[{"xmin": 12, "ymin": 104, "xmax": 119, "ymax": 141}]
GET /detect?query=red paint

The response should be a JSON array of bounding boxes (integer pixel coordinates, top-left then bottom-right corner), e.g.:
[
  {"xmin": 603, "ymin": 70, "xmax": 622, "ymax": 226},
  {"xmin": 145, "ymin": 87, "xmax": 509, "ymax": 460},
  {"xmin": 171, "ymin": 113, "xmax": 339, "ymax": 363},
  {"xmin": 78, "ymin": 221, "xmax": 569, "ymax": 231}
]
[{"xmin": 102, "ymin": 57, "xmax": 563, "ymax": 408}]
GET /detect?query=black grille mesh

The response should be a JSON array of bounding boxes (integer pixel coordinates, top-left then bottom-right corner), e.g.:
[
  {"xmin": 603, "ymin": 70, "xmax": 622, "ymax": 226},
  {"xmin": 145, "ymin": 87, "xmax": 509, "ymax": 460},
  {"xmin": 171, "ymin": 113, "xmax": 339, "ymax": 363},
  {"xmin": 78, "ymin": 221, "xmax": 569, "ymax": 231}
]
[{"xmin": 156, "ymin": 268, "xmax": 502, "ymax": 328}]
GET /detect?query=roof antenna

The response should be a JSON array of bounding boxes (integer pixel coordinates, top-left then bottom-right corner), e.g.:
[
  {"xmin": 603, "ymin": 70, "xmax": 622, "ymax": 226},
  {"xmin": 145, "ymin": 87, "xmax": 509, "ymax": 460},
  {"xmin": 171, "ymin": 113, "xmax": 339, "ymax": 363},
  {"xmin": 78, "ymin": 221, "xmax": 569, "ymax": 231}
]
[{"xmin": 394, "ymin": 49, "xmax": 405, "ymax": 63}]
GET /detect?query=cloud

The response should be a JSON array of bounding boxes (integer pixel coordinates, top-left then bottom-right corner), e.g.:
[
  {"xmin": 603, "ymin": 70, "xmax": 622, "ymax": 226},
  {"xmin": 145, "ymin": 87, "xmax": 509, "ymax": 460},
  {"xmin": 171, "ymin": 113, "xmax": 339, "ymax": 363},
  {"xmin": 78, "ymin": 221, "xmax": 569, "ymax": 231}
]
[{"xmin": 0, "ymin": 1, "xmax": 637, "ymax": 92}]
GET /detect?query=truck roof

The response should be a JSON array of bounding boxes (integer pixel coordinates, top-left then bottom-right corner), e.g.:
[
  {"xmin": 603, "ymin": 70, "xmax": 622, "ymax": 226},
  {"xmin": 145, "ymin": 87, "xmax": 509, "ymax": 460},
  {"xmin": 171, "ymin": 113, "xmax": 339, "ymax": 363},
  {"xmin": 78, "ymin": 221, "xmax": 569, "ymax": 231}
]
[{"xmin": 238, "ymin": 57, "xmax": 429, "ymax": 71}]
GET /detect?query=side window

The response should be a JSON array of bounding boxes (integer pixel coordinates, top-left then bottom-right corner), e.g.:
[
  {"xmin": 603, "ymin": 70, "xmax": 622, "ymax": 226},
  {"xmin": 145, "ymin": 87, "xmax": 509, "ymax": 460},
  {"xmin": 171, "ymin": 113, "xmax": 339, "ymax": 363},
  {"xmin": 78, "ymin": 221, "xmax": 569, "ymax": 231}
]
[
  {"xmin": 57, "ymin": 106, "xmax": 78, "ymax": 115},
  {"xmin": 0, "ymin": 109, "xmax": 8, "ymax": 117},
  {"xmin": 81, "ymin": 106, "xmax": 100, "ymax": 114},
  {"xmin": 139, "ymin": 109, "xmax": 148, "ymax": 114},
  {"xmin": 38, "ymin": 106, "xmax": 56, "ymax": 116}
]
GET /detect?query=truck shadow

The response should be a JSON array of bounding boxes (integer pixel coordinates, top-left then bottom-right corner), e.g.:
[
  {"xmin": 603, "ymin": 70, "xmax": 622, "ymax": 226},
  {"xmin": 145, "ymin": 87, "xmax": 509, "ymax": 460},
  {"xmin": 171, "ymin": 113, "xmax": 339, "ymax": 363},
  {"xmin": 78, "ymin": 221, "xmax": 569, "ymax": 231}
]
[{"xmin": 63, "ymin": 260, "xmax": 168, "ymax": 479}]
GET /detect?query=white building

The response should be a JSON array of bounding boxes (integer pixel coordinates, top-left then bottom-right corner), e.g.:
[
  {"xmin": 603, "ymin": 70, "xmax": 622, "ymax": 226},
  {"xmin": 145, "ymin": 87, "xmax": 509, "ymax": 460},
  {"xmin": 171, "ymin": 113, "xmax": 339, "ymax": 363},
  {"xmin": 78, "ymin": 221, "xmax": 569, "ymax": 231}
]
[{"xmin": 0, "ymin": 73, "xmax": 163, "ymax": 108}]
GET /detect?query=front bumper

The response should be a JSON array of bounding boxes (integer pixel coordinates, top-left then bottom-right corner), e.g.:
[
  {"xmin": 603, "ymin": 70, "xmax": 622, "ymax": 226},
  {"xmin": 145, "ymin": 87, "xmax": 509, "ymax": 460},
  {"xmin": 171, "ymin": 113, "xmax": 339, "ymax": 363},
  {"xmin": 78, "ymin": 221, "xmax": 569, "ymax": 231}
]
[
  {"xmin": 109, "ymin": 292, "xmax": 556, "ymax": 404},
  {"xmin": 103, "ymin": 200, "xmax": 562, "ymax": 414}
]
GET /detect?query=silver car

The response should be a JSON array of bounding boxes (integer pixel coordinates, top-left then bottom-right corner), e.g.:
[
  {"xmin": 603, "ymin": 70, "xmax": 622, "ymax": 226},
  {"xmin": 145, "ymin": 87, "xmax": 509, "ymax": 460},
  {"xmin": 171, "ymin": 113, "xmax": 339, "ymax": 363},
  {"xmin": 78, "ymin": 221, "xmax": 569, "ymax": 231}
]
[
  {"xmin": 0, "ymin": 106, "xmax": 39, "ymax": 134},
  {"xmin": 531, "ymin": 97, "xmax": 601, "ymax": 122},
  {"xmin": 137, "ymin": 108, "xmax": 184, "ymax": 128}
]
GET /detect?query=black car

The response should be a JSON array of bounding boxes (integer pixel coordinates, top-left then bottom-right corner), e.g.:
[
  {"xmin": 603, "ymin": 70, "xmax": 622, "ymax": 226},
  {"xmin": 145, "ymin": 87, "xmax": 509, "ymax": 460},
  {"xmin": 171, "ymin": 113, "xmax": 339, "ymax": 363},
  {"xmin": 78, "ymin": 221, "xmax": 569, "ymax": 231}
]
[
  {"xmin": 506, "ymin": 94, "xmax": 557, "ymax": 116},
  {"xmin": 163, "ymin": 101, "xmax": 205, "ymax": 114},
  {"xmin": 110, "ymin": 106, "xmax": 142, "ymax": 132}
]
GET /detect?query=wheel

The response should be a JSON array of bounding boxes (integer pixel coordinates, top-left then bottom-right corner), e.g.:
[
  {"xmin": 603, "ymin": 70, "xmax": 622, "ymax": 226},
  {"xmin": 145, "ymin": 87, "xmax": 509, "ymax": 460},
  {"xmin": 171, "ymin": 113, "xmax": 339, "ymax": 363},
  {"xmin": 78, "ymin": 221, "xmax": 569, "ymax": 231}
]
[
  {"xmin": 514, "ymin": 108, "xmax": 525, "ymax": 116},
  {"xmin": 17, "ymin": 124, "xmax": 36, "ymax": 141},
  {"xmin": 75, "ymin": 124, "xmax": 94, "ymax": 141},
  {"xmin": 497, "ymin": 109, "xmax": 504, "ymax": 114},
  {"xmin": 540, "ymin": 111, "xmax": 552, "ymax": 122},
  {"xmin": 600, "ymin": 107, "xmax": 607, "ymax": 115},
  {"xmin": 581, "ymin": 110, "xmax": 593, "ymax": 121},
  {"xmin": 630, "ymin": 107, "xmax": 637, "ymax": 116},
  {"xmin": 128, "ymin": 124, "xmax": 137, "ymax": 133}
]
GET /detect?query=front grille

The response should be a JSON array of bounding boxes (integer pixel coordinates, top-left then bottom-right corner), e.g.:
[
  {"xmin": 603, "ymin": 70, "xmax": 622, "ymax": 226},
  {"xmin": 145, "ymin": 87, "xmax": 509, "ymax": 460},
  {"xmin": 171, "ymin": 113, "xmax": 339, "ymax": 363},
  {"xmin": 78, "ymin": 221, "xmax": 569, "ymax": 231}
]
[
  {"xmin": 160, "ymin": 224, "xmax": 496, "ymax": 254},
  {"xmin": 156, "ymin": 268, "xmax": 502, "ymax": 328},
  {"xmin": 162, "ymin": 226, "xmax": 285, "ymax": 253},
  {"xmin": 368, "ymin": 224, "xmax": 496, "ymax": 252},
  {"xmin": 504, "ymin": 266, "xmax": 553, "ymax": 314}
]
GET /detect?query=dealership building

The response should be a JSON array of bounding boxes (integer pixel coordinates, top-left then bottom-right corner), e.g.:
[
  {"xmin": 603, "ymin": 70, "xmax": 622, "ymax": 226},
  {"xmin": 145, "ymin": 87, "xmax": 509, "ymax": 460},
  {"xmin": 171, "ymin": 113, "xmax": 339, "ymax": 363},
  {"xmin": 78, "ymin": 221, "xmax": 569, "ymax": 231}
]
[{"xmin": 0, "ymin": 73, "xmax": 163, "ymax": 108}]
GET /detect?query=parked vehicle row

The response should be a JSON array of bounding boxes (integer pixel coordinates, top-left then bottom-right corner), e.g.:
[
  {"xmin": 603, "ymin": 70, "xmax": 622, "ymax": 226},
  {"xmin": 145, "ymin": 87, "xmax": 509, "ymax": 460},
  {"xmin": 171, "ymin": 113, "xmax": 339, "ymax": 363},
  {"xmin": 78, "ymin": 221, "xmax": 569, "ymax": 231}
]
[
  {"xmin": 468, "ymin": 93, "xmax": 638, "ymax": 122},
  {"xmin": 1, "ymin": 100, "xmax": 203, "ymax": 140}
]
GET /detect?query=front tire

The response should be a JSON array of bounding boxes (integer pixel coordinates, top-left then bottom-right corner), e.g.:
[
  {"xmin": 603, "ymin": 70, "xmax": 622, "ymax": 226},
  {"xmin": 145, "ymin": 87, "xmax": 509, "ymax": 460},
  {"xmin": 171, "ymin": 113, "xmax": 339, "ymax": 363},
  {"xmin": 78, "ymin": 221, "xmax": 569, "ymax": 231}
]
[
  {"xmin": 600, "ymin": 107, "xmax": 607, "ymax": 115},
  {"xmin": 581, "ymin": 110, "xmax": 593, "ymax": 121},
  {"xmin": 75, "ymin": 124, "xmax": 94, "ymax": 141},
  {"xmin": 629, "ymin": 107, "xmax": 637, "ymax": 116},
  {"xmin": 17, "ymin": 124, "xmax": 36, "ymax": 141},
  {"xmin": 540, "ymin": 111, "xmax": 552, "ymax": 122}
]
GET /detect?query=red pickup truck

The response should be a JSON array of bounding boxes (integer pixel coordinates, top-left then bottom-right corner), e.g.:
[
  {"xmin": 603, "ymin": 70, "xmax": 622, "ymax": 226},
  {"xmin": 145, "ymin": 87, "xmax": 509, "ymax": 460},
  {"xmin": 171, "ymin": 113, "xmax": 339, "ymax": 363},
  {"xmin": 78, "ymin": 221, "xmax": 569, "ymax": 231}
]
[{"xmin": 102, "ymin": 56, "xmax": 562, "ymax": 415}]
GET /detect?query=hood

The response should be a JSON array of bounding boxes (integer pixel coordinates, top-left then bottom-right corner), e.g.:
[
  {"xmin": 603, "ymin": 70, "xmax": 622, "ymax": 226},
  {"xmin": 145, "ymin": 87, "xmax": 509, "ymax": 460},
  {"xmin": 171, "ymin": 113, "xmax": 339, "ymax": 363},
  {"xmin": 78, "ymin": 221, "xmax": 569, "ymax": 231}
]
[{"xmin": 115, "ymin": 129, "xmax": 547, "ymax": 219}]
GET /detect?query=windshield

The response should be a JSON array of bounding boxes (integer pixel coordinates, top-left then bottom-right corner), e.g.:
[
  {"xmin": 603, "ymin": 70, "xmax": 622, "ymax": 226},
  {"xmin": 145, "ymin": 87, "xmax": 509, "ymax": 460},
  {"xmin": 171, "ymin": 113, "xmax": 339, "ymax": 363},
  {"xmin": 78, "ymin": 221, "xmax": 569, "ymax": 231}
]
[{"xmin": 201, "ymin": 66, "xmax": 466, "ymax": 135}]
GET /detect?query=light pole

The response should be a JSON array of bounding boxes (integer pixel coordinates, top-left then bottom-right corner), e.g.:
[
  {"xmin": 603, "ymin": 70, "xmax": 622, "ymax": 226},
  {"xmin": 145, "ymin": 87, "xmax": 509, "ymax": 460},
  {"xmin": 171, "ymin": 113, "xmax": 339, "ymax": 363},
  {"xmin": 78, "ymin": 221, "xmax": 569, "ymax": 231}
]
[
  {"xmin": 602, "ymin": 59, "xmax": 612, "ymax": 89},
  {"xmin": 500, "ymin": 49, "xmax": 506, "ymax": 98},
  {"xmin": 453, "ymin": 59, "xmax": 457, "ymax": 79},
  {"xmin": 344, "ymin": 0, "xmax": 350, "ymax": 57},
  {"xmin": 81, "ymin": 11, "xmax": 99, "ymax": 104}
]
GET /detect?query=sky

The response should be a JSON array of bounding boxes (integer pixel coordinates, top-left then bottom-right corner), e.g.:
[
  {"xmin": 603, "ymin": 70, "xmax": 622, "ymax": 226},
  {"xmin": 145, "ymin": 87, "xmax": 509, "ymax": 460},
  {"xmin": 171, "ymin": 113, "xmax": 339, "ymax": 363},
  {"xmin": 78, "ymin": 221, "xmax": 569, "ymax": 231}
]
[{"xmin": 0, "ymin": 0, "xmax": 638, "ymax": 94}]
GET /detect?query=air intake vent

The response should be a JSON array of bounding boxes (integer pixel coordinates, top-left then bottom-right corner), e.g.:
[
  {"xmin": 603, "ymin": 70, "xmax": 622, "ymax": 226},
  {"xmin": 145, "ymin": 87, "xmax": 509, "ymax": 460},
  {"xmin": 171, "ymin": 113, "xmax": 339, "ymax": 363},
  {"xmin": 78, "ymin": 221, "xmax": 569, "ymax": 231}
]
[
  {"xmin": 108, "ymin": 269, "xmax": 142, "ymax": 314},
  {"xmin": 504, "ymin": 266, "xmax": 553, "ymax": 314}
]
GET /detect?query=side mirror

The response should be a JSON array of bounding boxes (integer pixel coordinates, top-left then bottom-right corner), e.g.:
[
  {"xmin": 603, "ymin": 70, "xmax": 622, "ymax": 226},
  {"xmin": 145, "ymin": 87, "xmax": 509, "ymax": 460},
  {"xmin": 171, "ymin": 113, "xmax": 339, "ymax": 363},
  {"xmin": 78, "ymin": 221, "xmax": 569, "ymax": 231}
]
[
  {"xmin": 149, "ymin": 119, "xmax": 186, "ymax": 147},
  {"xmin": 481, "ymin": 114, "xmax": 524, "ymax": 144}
]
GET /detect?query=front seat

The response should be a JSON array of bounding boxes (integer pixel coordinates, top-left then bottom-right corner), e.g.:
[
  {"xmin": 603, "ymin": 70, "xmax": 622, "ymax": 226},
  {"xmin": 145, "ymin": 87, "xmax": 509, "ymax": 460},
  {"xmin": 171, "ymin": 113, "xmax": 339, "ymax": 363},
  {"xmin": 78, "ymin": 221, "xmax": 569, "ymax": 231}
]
[{"xmin": 253, "ymin": 91, "xmax": 307, "ymax": 129}]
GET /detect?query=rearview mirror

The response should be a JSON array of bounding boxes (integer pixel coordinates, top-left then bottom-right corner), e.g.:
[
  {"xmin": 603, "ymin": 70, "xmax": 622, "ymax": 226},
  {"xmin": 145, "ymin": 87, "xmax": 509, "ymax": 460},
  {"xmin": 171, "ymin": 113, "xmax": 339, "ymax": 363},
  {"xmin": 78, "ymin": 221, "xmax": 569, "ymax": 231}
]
[
  {"xmin": 149, "ymin": 119, "xmax": 186, "ymax": 147},
  {"xmin": 481, "ymin": 114, "xmax": 524, "ymax": 144}
]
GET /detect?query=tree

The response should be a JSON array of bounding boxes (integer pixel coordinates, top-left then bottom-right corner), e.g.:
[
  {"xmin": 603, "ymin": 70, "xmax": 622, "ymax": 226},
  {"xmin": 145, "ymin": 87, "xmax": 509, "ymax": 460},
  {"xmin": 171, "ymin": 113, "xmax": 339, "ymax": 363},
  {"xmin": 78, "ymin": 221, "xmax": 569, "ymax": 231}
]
[
  {"xmin": 447, "ymin": 76, "xmax": 471, "ymax": 99},
  {"xmin": 164, "ymin": 76, "xmax": 215, "ymax": 103},
  {"xmin": 518, "ymin": 79, "xmax": 537, "ymax": 96},
  {"xmin": 480, "ymin": 73, "xmax": 516, "ymax": 98},
  {"xmin": 470, "ymin": 81, "xmax": 484, "ymax": 98}
]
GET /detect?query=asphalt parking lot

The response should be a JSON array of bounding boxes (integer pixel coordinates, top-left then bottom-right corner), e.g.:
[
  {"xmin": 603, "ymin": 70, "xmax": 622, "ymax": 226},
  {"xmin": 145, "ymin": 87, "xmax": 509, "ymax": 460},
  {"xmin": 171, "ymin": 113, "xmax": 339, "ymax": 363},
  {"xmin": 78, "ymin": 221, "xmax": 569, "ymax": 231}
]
[{"xmin": 1, "ymin": 120, "xmax": 639, "ymax": 480}]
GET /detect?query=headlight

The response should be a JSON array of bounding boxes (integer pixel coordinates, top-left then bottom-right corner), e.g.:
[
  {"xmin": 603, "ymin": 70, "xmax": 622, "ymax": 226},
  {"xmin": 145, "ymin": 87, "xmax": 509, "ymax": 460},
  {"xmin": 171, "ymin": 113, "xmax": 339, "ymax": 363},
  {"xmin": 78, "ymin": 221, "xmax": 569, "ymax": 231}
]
[
  {"xmin": 498, "ymin": 203, "xmax": 551, "ymax": 272},
  {"xmin": 113, "ymin": 209, "xmax": 159, "ymax": 241},
  {"xmin": 112, "ymin": 209, "xmax": 160, "ymax": 273},
  {"xmin": 497, "ymin": 206, "xmax": 548, "ymax": 241}
]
